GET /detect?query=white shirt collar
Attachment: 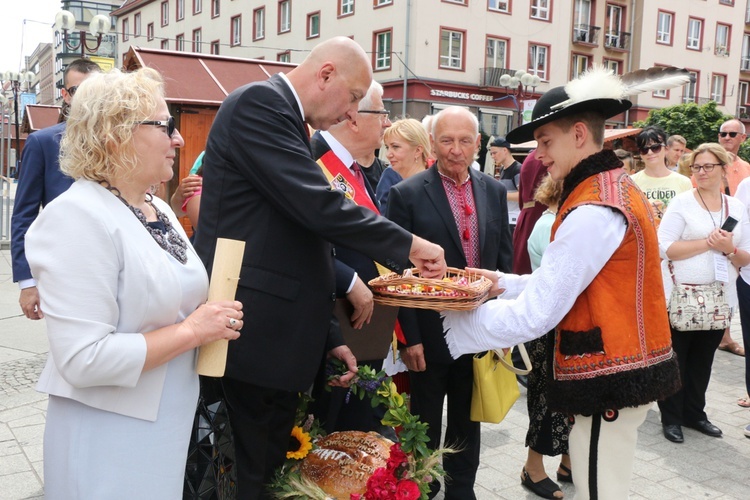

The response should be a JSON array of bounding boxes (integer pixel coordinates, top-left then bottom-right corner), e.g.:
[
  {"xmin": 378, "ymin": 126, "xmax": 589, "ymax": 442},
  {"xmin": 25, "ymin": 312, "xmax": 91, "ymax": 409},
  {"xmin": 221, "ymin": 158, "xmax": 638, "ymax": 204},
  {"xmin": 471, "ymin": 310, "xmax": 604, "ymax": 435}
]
[
  {"xmin": 320, "ymin": 130, "xmax": 355, "ymax": 168},
  {"xmin": 278, "ymin": 72, "xmax": 305, "ymax": 122}
]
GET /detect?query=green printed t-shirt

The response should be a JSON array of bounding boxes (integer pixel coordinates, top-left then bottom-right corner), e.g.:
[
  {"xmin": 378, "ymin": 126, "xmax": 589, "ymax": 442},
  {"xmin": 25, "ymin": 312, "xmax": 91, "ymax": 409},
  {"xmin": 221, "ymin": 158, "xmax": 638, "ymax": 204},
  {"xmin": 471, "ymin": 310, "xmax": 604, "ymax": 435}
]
[{"xmin": 631, "ymin": 170, "xmax": 693, "ymax": 208}]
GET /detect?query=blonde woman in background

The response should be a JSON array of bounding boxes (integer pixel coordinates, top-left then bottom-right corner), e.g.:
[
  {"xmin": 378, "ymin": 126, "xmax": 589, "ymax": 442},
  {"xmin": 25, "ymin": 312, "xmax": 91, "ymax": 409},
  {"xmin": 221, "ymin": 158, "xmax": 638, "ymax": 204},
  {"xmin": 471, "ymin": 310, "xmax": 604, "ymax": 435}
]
[
  {"xmin": 376, "ymin": 118, "xmax": 432, "ymax": 211},
  {"xmin": 522, "ymin": 175, "xmax": 572, "ymax": 499}
]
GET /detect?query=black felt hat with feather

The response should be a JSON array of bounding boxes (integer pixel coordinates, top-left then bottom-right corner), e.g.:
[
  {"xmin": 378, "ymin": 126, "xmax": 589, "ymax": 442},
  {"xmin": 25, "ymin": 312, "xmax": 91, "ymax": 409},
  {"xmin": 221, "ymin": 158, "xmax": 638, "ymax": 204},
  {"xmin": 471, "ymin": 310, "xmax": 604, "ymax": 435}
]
[{"xmin": 506, "ymin": 66, "xmax": 691, "ymax": 144}]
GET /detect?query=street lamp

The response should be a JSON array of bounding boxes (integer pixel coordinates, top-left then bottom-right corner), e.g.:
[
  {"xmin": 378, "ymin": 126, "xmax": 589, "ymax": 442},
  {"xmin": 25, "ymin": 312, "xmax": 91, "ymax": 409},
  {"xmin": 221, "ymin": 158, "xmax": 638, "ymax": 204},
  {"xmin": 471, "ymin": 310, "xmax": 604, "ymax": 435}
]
[
  {"xmin": 1, "ymin": 70, "xmax": 35, "ymax": 178},
  {"xmin": 498, "ymin": 70, "xmax": 541, "ymax": 98},
  {"xmin": 495, "ymin": 71, "xmax": 541, "ymax": 127},
  {"xmin": 54, "ymin": 10, "xmax": 111, "ymax": 56}
]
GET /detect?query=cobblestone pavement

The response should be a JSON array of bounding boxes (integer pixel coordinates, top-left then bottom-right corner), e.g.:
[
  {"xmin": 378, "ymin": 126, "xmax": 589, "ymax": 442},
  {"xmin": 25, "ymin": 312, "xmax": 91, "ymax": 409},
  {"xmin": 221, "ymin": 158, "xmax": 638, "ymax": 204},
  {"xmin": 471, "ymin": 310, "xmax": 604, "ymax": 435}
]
[{"xmin": 2, "ymin": 242, "xmax": 750, "ymax": 499}]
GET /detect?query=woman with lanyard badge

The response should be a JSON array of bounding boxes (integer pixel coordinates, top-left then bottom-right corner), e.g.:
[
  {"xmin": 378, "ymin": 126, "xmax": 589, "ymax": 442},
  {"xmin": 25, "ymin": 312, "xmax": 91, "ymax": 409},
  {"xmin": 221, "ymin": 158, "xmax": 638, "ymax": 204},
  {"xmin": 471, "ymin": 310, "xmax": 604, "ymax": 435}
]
[{"xmin": 657, "ymin": 143, "xmax": 750, "ymax": 443}]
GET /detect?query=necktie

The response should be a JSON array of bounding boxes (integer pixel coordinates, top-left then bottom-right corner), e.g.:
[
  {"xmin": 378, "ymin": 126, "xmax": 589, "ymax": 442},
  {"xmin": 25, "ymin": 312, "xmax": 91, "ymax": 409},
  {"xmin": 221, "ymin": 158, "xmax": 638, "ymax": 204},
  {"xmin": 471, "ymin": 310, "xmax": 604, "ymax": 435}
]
[{"xmin": 351, "ymin": 162, "xmax": 366, "ymax": 189}]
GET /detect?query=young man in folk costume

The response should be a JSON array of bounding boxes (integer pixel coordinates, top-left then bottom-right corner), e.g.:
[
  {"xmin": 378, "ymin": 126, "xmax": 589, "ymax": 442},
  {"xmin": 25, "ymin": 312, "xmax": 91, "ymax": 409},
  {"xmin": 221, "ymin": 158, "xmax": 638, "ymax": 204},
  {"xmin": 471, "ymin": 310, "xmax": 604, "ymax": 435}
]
[{"xmin": 441, "ymin": 68, "xmax": 682, "ymax": 500}]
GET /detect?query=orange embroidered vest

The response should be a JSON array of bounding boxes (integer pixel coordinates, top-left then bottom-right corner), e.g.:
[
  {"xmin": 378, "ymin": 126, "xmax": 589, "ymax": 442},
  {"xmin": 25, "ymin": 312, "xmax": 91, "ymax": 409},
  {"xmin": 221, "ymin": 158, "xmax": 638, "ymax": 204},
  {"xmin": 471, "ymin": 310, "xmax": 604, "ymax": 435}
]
[{"xmin": 548, "ymin": 155, "xmax": 680, "ymax": 415}]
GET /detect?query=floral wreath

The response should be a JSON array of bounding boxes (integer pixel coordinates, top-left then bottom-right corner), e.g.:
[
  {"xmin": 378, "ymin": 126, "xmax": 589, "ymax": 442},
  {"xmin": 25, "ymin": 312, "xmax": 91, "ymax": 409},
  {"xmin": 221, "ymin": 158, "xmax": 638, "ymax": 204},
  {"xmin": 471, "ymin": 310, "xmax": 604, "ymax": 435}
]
[{"xmin": 269, "ymin": 361, "xmax": 451, "ymax": 500}]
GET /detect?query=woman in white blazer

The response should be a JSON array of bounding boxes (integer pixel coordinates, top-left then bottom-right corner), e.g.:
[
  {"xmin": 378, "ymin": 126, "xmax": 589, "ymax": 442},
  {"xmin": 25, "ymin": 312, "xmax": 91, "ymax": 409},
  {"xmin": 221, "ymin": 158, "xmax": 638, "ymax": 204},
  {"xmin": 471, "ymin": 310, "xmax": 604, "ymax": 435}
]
[{"xmin": 25, "ymin": 68, "xmax": 243, "ymax": 499}]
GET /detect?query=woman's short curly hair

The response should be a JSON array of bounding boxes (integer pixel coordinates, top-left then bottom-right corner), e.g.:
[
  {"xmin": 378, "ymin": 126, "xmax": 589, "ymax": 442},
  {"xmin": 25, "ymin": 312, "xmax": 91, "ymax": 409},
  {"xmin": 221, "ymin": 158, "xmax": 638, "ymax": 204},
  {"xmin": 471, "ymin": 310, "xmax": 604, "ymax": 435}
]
[
  {"xmin": 383, "ymin": 118, "xmax": 432, "ymax": 165},
  {"xmin": 60, "ymin": 67, "xmax": 165, "ymax": 181}
]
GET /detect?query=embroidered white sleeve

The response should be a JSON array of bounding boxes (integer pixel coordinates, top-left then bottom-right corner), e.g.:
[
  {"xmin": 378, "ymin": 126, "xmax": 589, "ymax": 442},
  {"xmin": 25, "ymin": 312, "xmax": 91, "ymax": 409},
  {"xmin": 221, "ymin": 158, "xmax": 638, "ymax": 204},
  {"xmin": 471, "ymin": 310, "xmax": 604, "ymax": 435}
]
[{"xmin": 443, "ymin": 205, "xmax": 627, "ymax": 358}]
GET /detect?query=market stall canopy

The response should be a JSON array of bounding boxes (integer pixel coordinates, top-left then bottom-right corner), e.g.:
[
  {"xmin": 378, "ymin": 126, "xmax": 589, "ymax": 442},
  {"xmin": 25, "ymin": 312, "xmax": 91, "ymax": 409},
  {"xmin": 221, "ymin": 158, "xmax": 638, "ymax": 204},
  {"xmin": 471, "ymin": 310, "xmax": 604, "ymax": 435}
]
[
  {"xmin": 21, "ymin": 105, "xmax": 61, "ymax": 134},
  {"xmin": 122, "ymin": 46, "xmax": 296, "ymax": 106}
]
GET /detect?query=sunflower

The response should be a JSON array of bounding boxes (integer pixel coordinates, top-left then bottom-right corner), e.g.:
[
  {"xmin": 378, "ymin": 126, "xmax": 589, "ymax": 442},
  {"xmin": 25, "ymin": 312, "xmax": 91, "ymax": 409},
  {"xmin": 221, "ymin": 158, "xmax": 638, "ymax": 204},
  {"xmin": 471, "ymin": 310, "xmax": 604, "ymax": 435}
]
[{"xmin": 287, "ymin": 426, "xmax": 313, "ymax": 460}]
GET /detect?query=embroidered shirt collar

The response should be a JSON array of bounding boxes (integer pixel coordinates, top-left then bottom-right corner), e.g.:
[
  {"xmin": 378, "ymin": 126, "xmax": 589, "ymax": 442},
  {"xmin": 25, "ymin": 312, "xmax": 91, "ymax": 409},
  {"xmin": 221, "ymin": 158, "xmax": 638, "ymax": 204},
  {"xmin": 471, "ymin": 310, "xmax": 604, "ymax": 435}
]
[{"xmin": 438, "ymin": 166, "xmax": 471, "ymax": 186}]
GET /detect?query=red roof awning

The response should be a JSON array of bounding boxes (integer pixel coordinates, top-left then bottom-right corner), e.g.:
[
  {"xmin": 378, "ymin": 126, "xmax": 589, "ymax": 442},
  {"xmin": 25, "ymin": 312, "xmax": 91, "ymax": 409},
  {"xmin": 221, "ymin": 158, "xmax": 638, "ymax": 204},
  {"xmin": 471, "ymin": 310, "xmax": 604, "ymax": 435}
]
[
  {"xmin": 21, "ymin": 104, "xmax": 61, "ymax": 133},
  {"xmin": 123, "ymin": 47, "xmax": 296, "ymax": 106}
]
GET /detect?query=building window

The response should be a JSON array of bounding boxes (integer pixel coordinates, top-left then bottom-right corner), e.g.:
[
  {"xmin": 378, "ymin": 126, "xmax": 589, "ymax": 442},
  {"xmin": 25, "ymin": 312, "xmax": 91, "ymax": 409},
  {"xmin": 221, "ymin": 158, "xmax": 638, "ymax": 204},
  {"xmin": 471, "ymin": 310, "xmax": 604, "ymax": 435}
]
[
  {"xmin": 122, "ymin": 18, "xmax": 129, "ymax": 42},
  {"xmin": 603, "ymin": 59, "xmax": 620, "ymax": 74},
  {"xmin": 194, "ymin": 0, "xmax": 202, "ymax": 14},
  {"xmin": 374, "ymin": 0, "xmax": 393, "ymax": 6},
  {"xmin": 485, "ymin": 37, "xmax": 507, "ymax": 68},
  {"xmin": 739, "ymin": 81, "xmax": 749, "ymax": 110},
  {"xmin": 571, "ymin": 54, "xmax": 589, "ymax": 79},
  {"xmin": 683, "ymin": 70, "xmax": 698, "ymax": 103},
  {"xmin": 605, "ymin": 4, "xmax": 624, "ymax": 48},
  {"xmin": 211, "ymin": 0, "xmax": 220, "ymax": 18},
  {"xmin": 488, "ymin": 0, "xmax": 509, "ymax": 13},
  {"xmin": 278, "ymin": 50, "xmax": 291, "ymax": 62},
  {"xmin": 177, "ymin": 0, "xmax": 184, "ymax": 21},
  {"xmin": 657, "ymin": 11, "xmax": 673, "ymax": 45},
  {"xmin": 711, "ymin": 74, "xmax": 726, "ymax": 104},
  {"xmin": 307, "ymin": 12, "xmax": 320, "ymax": 39},
  {"xmin": 161, "ymin": 1, "xmax": 169, "ymax": 26},
  {"xmin": 687, "ymin": 18, "xmax": 702, "ymax": 51},
  {"xmin": 176, "ymin": 33, "xmax": 185, "ymax": 51},
  {"xmin": 439, "ymin": 28, "xmax": 465, "ymax": 70},
  {"xmin": 193, "ymin": 28, "xmax": 202, "ymax": 53},
  {"xmin": 161, "ymin": 39, "xmax": 169, "ymax": 50},
  {"xmin": 374, "ymin": 29, "xmax": 392, "ymax": 70},
  {"xmin": 231, "ymin": 15, "xmax": 241, "ymax": 46},
  {"xmin": 134, "ymin": 14, "xmax": 141, "ymax": 37},
  {"xmin": 719, "ymin": 0, "xmax": 734, "ymax": 5},
  {"xmin": 743, "ymin": 34, "xmax": 750, "ymax": 71},
  {"xmin": 279, "ymin": 1, "xmax": 291, "ymax": 33},
  {"xmin": 211, "ymin": 40, "xmax": 220, "ymax": 54},
  {"xmin": 340, "ymin": 0, "xmax": 354, "ymax": 16},
  {"xmin": 531, "ymin": 0, "xmax": 550, "ymax": 21},
  {"xmin": 147, "ymin": 23, "xmax": 154, "ymax": 41},
  {"xmin": 529, "ymin": 44, "xmax": 549, "ymax": 81},
  {"xmin": 716, "ymin": 23, "xmax": 731, "ymax": 56},
  {"xmin": 254, "ymin": 7, "xmax": 265, "ymax": 40}
]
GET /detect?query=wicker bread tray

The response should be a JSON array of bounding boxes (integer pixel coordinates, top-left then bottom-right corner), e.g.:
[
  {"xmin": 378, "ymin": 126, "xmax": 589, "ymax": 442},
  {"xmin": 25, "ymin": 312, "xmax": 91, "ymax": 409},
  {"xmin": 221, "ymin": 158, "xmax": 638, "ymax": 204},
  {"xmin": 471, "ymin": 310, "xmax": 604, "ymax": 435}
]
[{"xmin": 368, "ymin": 267, "xmax": 492, "ymax": 311}]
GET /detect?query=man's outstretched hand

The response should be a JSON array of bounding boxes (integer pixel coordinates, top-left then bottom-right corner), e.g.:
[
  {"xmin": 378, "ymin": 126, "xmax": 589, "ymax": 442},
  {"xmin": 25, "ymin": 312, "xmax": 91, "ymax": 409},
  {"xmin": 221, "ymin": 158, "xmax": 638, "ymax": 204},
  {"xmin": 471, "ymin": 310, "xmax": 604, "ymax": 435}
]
[{"xmin": 409, "ymin": 235, "xmax": 446, "ymax": 279}]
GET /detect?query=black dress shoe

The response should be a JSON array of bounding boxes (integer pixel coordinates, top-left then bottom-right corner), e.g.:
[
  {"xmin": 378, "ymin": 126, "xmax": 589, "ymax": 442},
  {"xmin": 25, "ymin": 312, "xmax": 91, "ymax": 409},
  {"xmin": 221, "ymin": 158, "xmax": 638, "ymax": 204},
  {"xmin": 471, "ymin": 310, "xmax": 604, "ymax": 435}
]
[
  {"xmin": 686, "ymin": 420, "xmax": 723, "ymax": 437},
  {"xmin": 663, "ymin": 424, "xmax": 684, "ymax": 443}
]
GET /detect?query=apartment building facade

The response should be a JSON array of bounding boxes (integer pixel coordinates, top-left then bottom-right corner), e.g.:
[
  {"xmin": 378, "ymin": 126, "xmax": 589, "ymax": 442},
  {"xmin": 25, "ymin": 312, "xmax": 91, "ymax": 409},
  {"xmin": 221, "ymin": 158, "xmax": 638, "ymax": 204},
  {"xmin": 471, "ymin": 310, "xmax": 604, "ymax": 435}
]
[{"xmin": 109, "ymin": 0, "xmax": 750, "ymax": 138}]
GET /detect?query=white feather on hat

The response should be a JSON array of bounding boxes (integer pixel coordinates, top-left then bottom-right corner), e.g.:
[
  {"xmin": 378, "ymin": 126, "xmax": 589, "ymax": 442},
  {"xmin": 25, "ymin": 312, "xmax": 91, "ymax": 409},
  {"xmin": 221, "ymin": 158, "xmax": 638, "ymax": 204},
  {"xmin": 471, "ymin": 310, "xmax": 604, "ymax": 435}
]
[{"xmin": 551, "ymin": 65, "xmax": 690, "ymax": 111}]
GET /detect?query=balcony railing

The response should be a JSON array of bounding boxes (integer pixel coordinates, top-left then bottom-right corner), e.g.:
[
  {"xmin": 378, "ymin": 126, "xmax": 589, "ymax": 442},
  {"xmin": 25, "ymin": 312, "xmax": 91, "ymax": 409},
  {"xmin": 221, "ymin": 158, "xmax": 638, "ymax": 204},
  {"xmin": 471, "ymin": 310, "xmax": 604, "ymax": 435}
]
[
  {"xmin": 742, "ymin": 56, "xmax": 750, "ymax": 72},
  {"xmin": 479, "ymin": 67, "xmax": 516, "ymax": 88},
  {"xmin": 573, "ymin": 24, "xmax": 600, "ymax": 45},
  {"xmin": 604, "ymin": 30, "xmax": 631, "ymax": 51}
]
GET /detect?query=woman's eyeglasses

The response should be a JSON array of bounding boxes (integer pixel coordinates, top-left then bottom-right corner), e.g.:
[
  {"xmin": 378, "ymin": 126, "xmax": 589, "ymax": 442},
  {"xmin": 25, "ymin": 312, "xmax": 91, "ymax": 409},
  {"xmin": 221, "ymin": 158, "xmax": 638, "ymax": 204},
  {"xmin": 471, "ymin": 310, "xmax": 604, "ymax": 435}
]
[
  {"xmin": 638, "ymin": 143, "xmax": 665, "ymax": 155},
  {"xmin": 719, "ymin": 131, "xmax": 740, "ymax": 138},
  {"xmin": 137, "ymin": 116, "xmax": 176, "ymax": 138},
  {"xmin": 689, "ymin": 163, "xmax": 722, "ymax": 173}
]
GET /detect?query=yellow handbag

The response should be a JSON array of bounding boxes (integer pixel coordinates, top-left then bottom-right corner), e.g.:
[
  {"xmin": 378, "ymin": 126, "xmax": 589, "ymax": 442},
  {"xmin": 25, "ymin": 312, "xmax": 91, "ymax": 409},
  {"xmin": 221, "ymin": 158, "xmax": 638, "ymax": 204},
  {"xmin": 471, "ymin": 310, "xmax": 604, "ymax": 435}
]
[{"xmin": 470, "ymin": 344, "xmax": 531, "ymax": 424}]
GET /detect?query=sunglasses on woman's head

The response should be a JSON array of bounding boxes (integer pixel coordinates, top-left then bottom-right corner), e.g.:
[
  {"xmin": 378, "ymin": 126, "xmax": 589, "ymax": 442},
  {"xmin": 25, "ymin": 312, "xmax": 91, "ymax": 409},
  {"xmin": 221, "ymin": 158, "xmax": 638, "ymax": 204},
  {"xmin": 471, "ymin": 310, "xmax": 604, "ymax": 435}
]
[{"xmin": 638, "ymin": 143, "xmax": 664, "ymax": 155}]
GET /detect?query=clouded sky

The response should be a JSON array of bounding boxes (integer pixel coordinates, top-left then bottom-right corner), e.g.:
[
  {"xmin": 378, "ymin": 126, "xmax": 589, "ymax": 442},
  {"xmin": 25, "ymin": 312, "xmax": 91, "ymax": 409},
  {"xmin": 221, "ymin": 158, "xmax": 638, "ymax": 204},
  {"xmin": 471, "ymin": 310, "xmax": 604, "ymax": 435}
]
[{"xmin": 2, "ymin": 1, "xmax": 63, "ymax": 74}]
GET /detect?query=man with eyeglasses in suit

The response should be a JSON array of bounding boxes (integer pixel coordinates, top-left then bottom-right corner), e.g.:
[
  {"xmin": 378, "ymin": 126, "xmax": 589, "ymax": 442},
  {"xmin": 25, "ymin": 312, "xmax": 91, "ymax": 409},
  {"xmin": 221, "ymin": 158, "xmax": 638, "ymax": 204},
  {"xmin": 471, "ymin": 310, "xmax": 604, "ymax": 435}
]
[
  {"xmin": 11, "ymin": 57, "xmax": 101, "ymax": 321},
  {"xmin": 718, "ymin": 119, "xmax": 750, "ymax": 196}
]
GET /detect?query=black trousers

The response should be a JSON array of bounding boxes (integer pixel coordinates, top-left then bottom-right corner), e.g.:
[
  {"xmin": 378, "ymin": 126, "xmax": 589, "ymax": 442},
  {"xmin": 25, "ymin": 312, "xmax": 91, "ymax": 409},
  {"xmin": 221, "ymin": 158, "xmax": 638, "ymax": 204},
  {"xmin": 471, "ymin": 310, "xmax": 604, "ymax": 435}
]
[
  {"xmin": 658, "ymin": 326, "xmax": 723, "ymax": 426},
  {"xmin": 221, "ymin": 378, "xmax": 299, "ymax": 500},
  {"xmin": 409, "ymin": 353, "xmax": 479, "ymax": 500},
  {"xmin": 737, "ymin": 276, "xmax": 750, "ymax": 396}
]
